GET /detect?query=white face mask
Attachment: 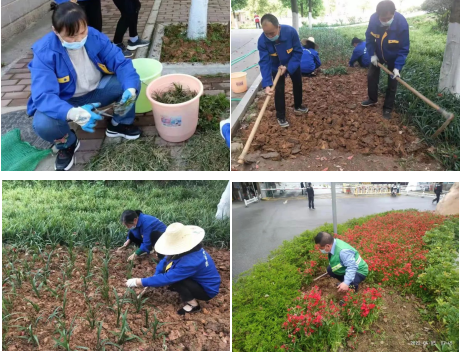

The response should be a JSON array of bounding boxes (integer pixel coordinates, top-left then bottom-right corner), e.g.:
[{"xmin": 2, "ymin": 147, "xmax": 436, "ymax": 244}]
[
  {"xmin": 380, "ymin": 17, "xmax": 394, "ymax": 27},
  {"xmin": 320, "ymin": 249, "xmax": 328, "ymax": 254}
]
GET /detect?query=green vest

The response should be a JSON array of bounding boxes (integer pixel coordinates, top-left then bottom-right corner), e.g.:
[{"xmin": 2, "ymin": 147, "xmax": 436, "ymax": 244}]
[{"xmin": 328, "ymin": 239, "xmax": 368, "ymax": 277}]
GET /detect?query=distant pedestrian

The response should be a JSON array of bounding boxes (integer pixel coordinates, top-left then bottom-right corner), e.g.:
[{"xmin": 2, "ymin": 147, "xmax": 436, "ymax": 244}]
[
  {"xmin": 432, "ymin": 183, "xmax": 443, "ymax": 204},
  {"xmin": 301, "ymin": 182, "xmax": 305, "ymax": 195},
  {"xmin": 254, "ymin": 13, "xmax": 261, "ymax": 28},
  {"xmin": 307, "ymin": 182, "xmax": 315, "ymax": 209}
]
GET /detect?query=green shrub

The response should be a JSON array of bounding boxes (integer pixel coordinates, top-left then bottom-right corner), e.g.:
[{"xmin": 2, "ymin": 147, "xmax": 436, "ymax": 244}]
[{"xmin": 322, "ymin": 66, "xmax": 348, "ymax": 76}]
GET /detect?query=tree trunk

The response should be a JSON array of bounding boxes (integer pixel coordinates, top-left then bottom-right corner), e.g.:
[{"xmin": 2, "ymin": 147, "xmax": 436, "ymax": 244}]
[
  {"xmin": 187, "ymin": 0, "xmax": 209, "ymax": 39},
  {"xmin": 438, "ymin": 0, "xmax": 460, "ymax": 95},
  {"xmin": 300, "ymin": 2, "xmax": 304, "ymax": 17},
  {"xmin": 232, "ymin": 9, "xmax": 239, "ymax": 29},
  {"xmin": 308, "ymin": 0, "xmax": 312, "ymax": 29},
  {"xmin": 291, "ymin": 0, "xmax": 299, "ymax": 31}
]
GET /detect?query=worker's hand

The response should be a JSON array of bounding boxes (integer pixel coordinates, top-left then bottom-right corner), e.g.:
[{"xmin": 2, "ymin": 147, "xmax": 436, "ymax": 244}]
[
  {"xmin": 67, "ymin": 103, "xmax": 103, "ymax": 132},
  {"xmin": 370, "ymin": 55, "xmax": 378, "ymax": 67},
  {"xmin": 392, "ymin": 68, "xmax": 400, "ymax": 79},
  {"xmin": 117, "ymin": 88, "xmax": 137, "ymax": 116},
  {"xmin": 127, "ymin": 253, "xmax": 137, "ymax": 262},
  {"xmin": 337, "ymin": 282, "xmax": 350, "ymax": 292},
  {"xmin": 126, "ymin": 278, "xmax": 139, "ymax": 288},
  {"xmin": 265, "ymin": 86, "xmax": 273, "ymax": 96},
  {"xmin": 279, "ymin": 65, "xmax": 287, "ymax": 75}
]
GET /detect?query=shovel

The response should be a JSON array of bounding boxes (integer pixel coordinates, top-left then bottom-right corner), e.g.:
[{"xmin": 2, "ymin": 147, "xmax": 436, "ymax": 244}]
[
  {"xmin": 238, "ymin": 68, "xmax": 283, "ymax": 164},
  {"xmin": 377, "ymin": 63, "xmax": 454, "ymax": 138}
]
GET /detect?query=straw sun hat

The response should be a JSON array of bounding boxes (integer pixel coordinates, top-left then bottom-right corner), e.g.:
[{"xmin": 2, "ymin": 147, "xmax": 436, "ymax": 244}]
[
  {"xmin": 301, "ymin": 37, "xmax": 319, "ymax": 50},
  {"xmin": 154, "ymin": 223, "xmax": 205, "ymax": 255}
]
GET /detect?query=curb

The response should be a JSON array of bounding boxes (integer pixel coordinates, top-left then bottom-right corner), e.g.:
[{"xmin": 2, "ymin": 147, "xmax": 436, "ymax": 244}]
[
  {"xmin": 135, "ymin": 0, "xmax": 162, "ymax": 59},
  {"xmin": 230, "ymin": 73, "xmax": 262, "ymax": 136}
]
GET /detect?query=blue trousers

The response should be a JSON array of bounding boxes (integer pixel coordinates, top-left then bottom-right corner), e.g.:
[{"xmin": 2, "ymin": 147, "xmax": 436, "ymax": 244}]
[
  {"xmin": 33, "ymin": 75, "xmax": 136, "ymax": 149},
  {"xmin": 327, "ymin": 265, "xmax": 366, "ymax": 292}
]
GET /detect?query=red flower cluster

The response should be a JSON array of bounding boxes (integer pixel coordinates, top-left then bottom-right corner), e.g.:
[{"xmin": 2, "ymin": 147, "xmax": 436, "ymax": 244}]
[{"xmin": 337, "ymin": 212, "xmax": 446, "ymax": 286}]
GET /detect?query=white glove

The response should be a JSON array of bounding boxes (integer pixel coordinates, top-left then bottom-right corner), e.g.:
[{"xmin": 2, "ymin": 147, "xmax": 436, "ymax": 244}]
[
  {"xmin": 67, "ymin": 107, "xmax": 91, "ymax": 126},
  {"xmin": 126, "ymin": 278, "xmax": 138, "ymax": 288},
  {"xmin": 371, "ymin": 55, "xmax": 378, "ymax": 67},
  {"xmin": 392, "ymin": 68, "xmax": 400, "ymax": 79}
]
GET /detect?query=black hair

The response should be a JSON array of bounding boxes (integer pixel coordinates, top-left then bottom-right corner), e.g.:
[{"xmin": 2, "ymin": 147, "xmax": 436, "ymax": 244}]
[
  {"xmin": 261, "ymin": 14, "xmax": 279, "ymax": 27},
  {"xmin": 351, "ymin": 37, "xmax": 363, "ymax": 45},
  {"xmin": 120, "ymin": 210, "xmax": 142, "ymax": 224},
  {"xmin": 314, "ymin": 232, "xmax": 334, "ymax": 246},
  {"xmin": 376, "ymin": 1, "xmax": 396, "ymax": 16},
  {"xmin": 50, "ymin": 1, "xmax": 87, "ymax": 36},
  {"xmin": 308, "ymin": 182, "xmax": 312, "ymax": 186},
  {"xmin": 304, "ymin": 41, "xmax": 316, "ymax": 50}
]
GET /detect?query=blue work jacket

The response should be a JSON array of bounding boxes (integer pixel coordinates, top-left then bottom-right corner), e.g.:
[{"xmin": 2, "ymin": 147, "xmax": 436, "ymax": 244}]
[
  {"xmin": 27, "ymin": 27, "xmax": 140, "ymax": 120},
  {"xmin": 258, "ymin": 24, "xmax": 303, "ymax": 88},
  {"xmin": 300, "ymin": 48, "xmax": 321, "ymax": 74},
  {"xmin": 128, "ymin": 213, "xmax": 167, "ymax": 254},
  {"xmin": 349, "ymin": 41, "xmax": 370, "ymax": 67},
  {"xmin": 365, "ymin": 11, "xmax": 410, "ymax": 70},
  {"xmin": 142, "ymin": 248, "xmax": 221, "ymax": 298}
]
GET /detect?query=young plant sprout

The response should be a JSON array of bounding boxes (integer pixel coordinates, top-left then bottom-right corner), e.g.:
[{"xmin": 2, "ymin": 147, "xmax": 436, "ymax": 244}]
[
  {"xmin": 109, "ymin": 309, "xmax": 142, "ymax": 345},
  {"xmin": 12, "ymin": 316, "xmax": 42, "ymax": 347},
  {"xmin": 95, "ymin": 321, "xmax": 120, "ymax": 351},
  {"xmin": 152, "ymin": 83, "xmax": 197, "ymax": 104}
]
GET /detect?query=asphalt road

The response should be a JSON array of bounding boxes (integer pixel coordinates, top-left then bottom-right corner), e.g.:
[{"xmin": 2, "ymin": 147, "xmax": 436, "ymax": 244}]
[{"xmin": 232, "ymin": 194, "xmax": 438, "ymax": 278}]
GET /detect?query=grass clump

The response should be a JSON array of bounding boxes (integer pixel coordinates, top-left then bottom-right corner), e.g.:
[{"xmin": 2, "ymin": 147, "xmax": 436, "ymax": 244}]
[
  {"xmin": 321, "ymin": 65, "xmax": 348, "ymax": 76},
  {"xmin": 198, "ymin": 93, "xmax": 229, "ymax": 131},
  {"xmin": 182, "ymin": 131, "xmax": 229, "ymax": 171},
  {"xmin": 85, "ymin": 138, "xmax": 172, "ymax": 171},
  {"xmin": 152, "ymin": 83, "xmax": 197, "ymax": 104}
]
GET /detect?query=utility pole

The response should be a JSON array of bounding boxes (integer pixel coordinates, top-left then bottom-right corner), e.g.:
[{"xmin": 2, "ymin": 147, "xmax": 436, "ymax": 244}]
[{"xmin": 331, "ymin": 182, "xmax": 338, "ymax": 234}]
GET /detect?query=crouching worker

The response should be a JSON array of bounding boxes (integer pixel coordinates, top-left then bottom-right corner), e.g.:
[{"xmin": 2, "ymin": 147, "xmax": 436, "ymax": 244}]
[
  {"xmin": 315, "ymin": 231, "xmax": 368, "ymax": 293},
  {"xmin": 117, "ymin": 210, "xmax": 167, "ymax": 262},
  {"xmin": 349, "ymin": 37, "xmax": 370, "ymax": 68},
  {"xmin": 28, "ymin": 1, "xmax": 141, "ymax": 171},
  {"xmin": 126, "ymin": 223, "xmax": 221, "ymax": 315},
  {"xmin": 300, "ymin": 37, "xmax": 321, "ymax": 76}
]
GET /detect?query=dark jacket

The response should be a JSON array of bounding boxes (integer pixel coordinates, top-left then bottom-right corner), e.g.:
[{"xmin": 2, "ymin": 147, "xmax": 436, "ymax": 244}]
[
  {"xmin": 307, "ymin": 186, "xmax": 314, "ymax": 198},
  {"xmin": 365, "ymin": 11, "xmax": 409, "ymax": 70},
  {"xmin": 434, "ymin": 184, "xmax": 442, "ymax": 195}
]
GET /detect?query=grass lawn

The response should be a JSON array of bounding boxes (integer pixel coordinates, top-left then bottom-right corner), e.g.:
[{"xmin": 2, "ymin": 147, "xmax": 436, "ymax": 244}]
[{"xmin": 299, "ymin": 15, "xmax": 460, "ymax": 171}]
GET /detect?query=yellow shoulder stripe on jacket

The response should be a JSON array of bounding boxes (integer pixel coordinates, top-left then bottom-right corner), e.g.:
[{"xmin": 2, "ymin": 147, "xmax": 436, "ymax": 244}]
[
  {"xmin": 270, "ymin": 52, "xmax": 278, "ymax": 56},
  {"xmin": 388, "ymin": 40, "xmax": 399, "ymax": 44},
  {"xmin": 57, "ymin": 76, "xmax": 70, "ymax": 83},
  {"xmin": 287, "ymin": 48, "xmax": 293, "ymax": 54},
  {"xmin": 370, "ymin": 32, "xmax": 380, "ymax": 39},
  {"xmin": 97, "ymin": 63, "xmax": 114, "ymax": 74},
  {"xmin": 165, "ymin": 262, "xmax": 173, "ymax": 272}
]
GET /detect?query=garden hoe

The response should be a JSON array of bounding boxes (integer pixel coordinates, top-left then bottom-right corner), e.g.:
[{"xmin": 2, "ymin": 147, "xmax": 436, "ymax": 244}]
[
  {"xmin": 313, "ymin": 272, "xmax": 329, "ymax": 281},
  {"xmin": 137, "ymin": 286, "xmax": 151, "ymax": 299},
  {"xmin": 377, "ymin": 63, "xmax": 454, "ymax": 138},
  {"xmin": 238, "ymin": 68, "xmax": 283, "ymax": 164}
]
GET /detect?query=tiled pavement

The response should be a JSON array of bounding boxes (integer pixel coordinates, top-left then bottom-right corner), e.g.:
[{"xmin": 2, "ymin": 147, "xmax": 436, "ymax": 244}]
[{"xmin": 1, "ymin": 0, "xmax": 230, "ymax": 170}]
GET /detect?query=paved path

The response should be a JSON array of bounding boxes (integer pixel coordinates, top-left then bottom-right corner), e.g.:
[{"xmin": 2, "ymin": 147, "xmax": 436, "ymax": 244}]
[
  {"xmin": 157, "ymin": 0, "xmax": 228, "ymax": 23},
  {"xmin": 230, "ymin": 29, "xmax": 262, "ymax": 112},
  {"xmin": 232, "ymin": 194, "xmax": 438, "ymax": 278}
]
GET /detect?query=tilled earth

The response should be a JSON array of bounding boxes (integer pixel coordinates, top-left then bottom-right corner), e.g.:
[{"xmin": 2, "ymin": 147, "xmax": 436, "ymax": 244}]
[
  {"xmin": 3, "ymin": 246, "xmax": 230, "ymax": 351},
  {"xmin": 233, "ymin": 68, "xmax": 440, "ymax": 170}
]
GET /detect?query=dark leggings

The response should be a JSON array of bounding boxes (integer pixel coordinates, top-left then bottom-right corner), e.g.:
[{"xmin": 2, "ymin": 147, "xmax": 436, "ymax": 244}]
[
  {"xmin": 327, "ymin": 265, "xmax": 366, "ymax": 292},
  {"xmin": 169, "ymin": 278, "xmax": 211, "ymax": 302},
  {"xmin": 113, "ymin": 0, "xmax": 141, "ymax": 44},
  {"xmin": 128, "ymin": 231, "xmax": 165, "ymax": 259},
  {"xmin": 79, "ymin": 0, "xmax": 102, "ymax": 32},
  {"xmin": 272, "ymin": 66, "xmax": 303, "ymax": 120},
  {"xmin": 433, "ymin": 193, "xmax": 441, "ymax": 203}
]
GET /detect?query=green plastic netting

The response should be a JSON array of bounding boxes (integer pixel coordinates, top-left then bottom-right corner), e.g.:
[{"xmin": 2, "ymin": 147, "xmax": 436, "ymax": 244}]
[{"xmin": 1, "ymin": 129, "xmax": 51, "ymax": 171}]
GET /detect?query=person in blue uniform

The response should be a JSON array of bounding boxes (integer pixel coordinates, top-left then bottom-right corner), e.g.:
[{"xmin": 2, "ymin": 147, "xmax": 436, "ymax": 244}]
[
  {"xmin": 361, "ymin": 0, "xmax": 410, "ymax": 120},
  {"xmin": 349, "ymin": 37, "xmax": 370, "ymax": 68},
  {"xmin": 300, "ymin": 37, "xmax": 321, "ymax": 76},
  {"xmin": 54, "ymin": 0, "xmax": 102, "ymax": 32},
  {"xmin": 117, "ymin": 210, "xmax": 167, "ymax": 262},
  {"xmin": 126, "ymin": 223, "xmax": 221, "ymax": 315},
  {"xmin": 258, "ymin": 14, "xmax": 308, "ymax": 128},
  {"xmin": 28, "ymin": 2, "xmax": 141, "ymax": 171}
]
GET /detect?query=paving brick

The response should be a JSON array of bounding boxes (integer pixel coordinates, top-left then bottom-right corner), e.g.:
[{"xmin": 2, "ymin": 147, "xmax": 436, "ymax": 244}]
[
  {"xmin": 18, "ymin": 79, "xmax": 32, "ymax": 85},
  {"xmin": 212, "ymin": 82, "xmax": 230, "ymax": 90},
  {"xmin": 75, "ymin": 151, "xmax": 98, "ymax": 164},
  {"xmin": 2, "ymin": 100, "xmax": 12, "ymax": 106},
  {"xmin": 11, "ymin": 63, "xmax": 27, "ymax": 69},
  {"xmin": 2, "ymin": 85, "xmax": 26, "ymax": 93},
  {"xmin": 77, "ymin": 128, "xmax": 106, "ymax": 140},
  {"xmin": 1, "ymin": 80, "xmax": 19, "ymax": 86},
  {"xmin": 155, "ymin": 136, "xmax": 184, "ymax": 147},
  {"xmin": 204, "ymin": 89, "xmax": 225, "ymax": 96},
  {"xmin": 10, "ymin": 98, "xmax": 29, "ymax": 106},
  {"xmin": 7, "ymin": 68, "xmax": 30, "ymax": 74},
  {"xmin": 12, "ymin": 73, "xmax": 31, "ymax": 80},
  {"xmin": 3, "ymin": 91, "xmax": 30, "ymax": 99},
  {"xmin": 141, "ymin": 125, "xmax": 158, "ymax": 136},
  {"xmin": 79, "ymin": 139, "xmax": 103, "ymax": 151},
  {"xmin": 2, "ymin": 74, "xmax": 13, "ymax": 80},
  {"xmin": 135, "ymin": 114, "xmax": 156, "ymax": 126}
]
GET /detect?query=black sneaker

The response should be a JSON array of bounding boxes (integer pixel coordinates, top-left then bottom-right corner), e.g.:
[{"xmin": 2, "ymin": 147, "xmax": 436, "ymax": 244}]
[
  {"xmin": 127, "ymin": 38, "xmax": 150, "ymax": 51},
  {"xmin": 55, "ymin": 136, "xmax": 80, "ymax": 171},
  {"xmin": 115, "ymin": 43, "xmax": 134, "ymax": 58},
  {"xmin": 361, "ymin": 99, "xmax": 377, "ymax": 107},
  {"xmin": 106, "ymin": 121, "xmax": 141, "ymax": 140},
  {"xmin": 383, "ymin": 109, "xmax": 392, "ymax": 120},
  {"xmin": 294, "ymin": 105, "xmax": 309, "ymax": 115},
  {"xmin": 277, "ymin": 117, "xmax": 290, "ymax": 127}
]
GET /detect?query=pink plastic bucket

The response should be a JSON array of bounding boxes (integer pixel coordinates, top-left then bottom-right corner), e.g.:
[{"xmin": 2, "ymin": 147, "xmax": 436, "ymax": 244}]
[{"xmin": 146, "ymin": 74, "xmax": 203, "ymax": 142}]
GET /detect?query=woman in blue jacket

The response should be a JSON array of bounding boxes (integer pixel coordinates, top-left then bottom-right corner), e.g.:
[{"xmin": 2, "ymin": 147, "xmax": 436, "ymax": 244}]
[
  {"xmin": 349, "ymin": 37, "xmax": 370, "ymax": 68},
  {"xmin": 28, "ymin": 2, "xmax": 141, "ymax": 171},
  {"xmin": 54, "ymin": 0, "xmax": 102, "ymax": 32},
  {"xmin": 300, "ymin": 37, "xmax": 321, "ymax": 76},
  {"xmin": 117, "ymin": 210, "xmax": 167, "ymax": 262},
  {"xmin": 126, "ymin": 223, "xmax": 221, "ymax": 315}
]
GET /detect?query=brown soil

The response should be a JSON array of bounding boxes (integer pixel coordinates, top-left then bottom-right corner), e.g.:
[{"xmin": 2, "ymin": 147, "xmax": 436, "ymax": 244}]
[
  {"xmin": 160, "ymin": 24, "xmax": 230, "ymax": 63},
  {"xmin": 233, "ymin": 68, "xmax": 441, "ymax": 171},
  {"xmin": 301, "ymin": 275, "xmax": 440, "ymax": 352},
  {"xmin": 3, "ymin": 246, "xmax": 230, "ymax": 351}
]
